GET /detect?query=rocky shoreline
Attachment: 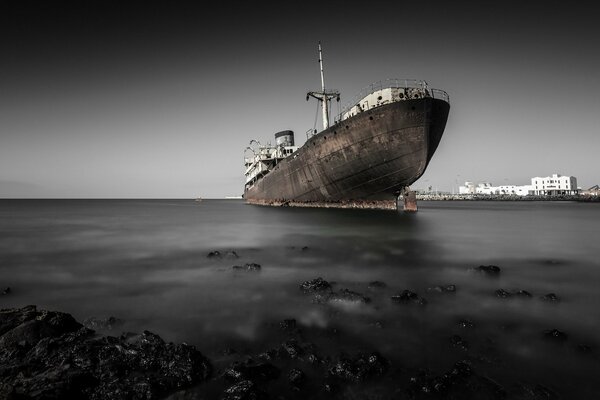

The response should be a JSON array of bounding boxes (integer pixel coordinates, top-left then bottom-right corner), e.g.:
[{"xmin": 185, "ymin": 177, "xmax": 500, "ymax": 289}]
[
  {"xmin": 0, "ymin": 305, "xmax": 211, "ymax": 399},
  {"xmin": 2, "ymin": 268, "xmax": 585, "ymax": 400}
]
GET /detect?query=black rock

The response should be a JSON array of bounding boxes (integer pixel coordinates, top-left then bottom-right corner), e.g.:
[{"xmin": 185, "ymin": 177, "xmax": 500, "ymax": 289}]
[
  {"xmin": 543, "ymin": 328, "xmax": 568, "ymax": 341},
  {"xmin": 515, "ymin": 290, "xmax": 532, "ymax": 298},
  {"xmin": 257, "ymin": 349, "xmax": 278, "ymax": 361},
  {"xmin": 391, "ymin": 290, "xmax": 427, "ymax": 305},
  {"xmin": 540, "ymin": 293, "xmax": 560, "ymax": 302},
  {"xmin": 281, "ymin": 339, "xmax": 303, "ymax": 359},
  {"xmin": 471, "ymin": 265, "xmax": 501, "ymax": 275},
  {"xmin": 279, "ymin": 319, "xmax": 297, "ymax": 331},
  {"xmin": 233, "ymin": 263, "xmax": 261, "ymax": 271},
  {"xmin": 288, "ymin": 368, "xmax": 306, "ymax": 387},
  {"xmin": 451, "ymin": 334, "xmax": 469, "ymax": 350},
  {"xmin": 223, "ymin": 360, "xmax": 280, "ymax": 382},
  {"xmin": 427, "ymin": 284, "xmax": 456, "ymax": 293},
  {"xmin": 222, "ymin": 380, "xmax": 267, "ymax": 400},
  {"xmin": 1, "ymin": 287, "xmax": 10, "ymax": 295},
  {"xmin": 0, "ymin": 306, "xmax": 212, "ymax": 400},
  {"xmin": 299, "ymin": 277, "xmax": 332, "ymax": 293},
  {"xmin": 327, "ymin": 352, "xmax": 389, "ymax": 382},
  {"xmin": 83, "ymin": 316, "xmax": 124, "ymax": 331},
  {"xmin": 325, "ymin": 289, "xmax": 371, "ymax": 304},
  {"xmin": 495, "ymin": 289, "xmax": 512, "ymax": 298},
  {"xmin": 207, "ymin": 250, "xmax": 222, "ymax": 258},
  {"xmin": 406, "ymin": 360, "xmax": 505, "ymax": 399},
  {"xmin": 458, "ymin": 319, "xmax": 475, "ymax": 328},
  {"xmin": 225, "ymin": 250, "xmax": 239, "ymax": 258}
]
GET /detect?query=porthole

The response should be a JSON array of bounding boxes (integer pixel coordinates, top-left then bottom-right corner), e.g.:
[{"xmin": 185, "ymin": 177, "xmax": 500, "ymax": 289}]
[{"xmin": 377, "ymin": 96, "xmax": 382, "ymax": 101}]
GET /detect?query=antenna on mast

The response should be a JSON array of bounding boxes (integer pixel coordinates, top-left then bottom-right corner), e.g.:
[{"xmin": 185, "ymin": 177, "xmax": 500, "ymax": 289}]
[{"xmin": 307, "ymin": 41, "xmax": 340, "ymax": 131}]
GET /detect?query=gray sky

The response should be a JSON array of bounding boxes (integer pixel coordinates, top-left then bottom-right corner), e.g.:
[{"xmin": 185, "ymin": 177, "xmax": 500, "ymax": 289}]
[{"xmin": 1, "ymin": 0, "xmax": 598, "ymax": 198}]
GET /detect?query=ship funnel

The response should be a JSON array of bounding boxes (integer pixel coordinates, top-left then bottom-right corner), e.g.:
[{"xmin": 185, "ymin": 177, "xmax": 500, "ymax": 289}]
[{"xmin": 274, "ymin": 130, "xmax": 295, "ymax": 146}]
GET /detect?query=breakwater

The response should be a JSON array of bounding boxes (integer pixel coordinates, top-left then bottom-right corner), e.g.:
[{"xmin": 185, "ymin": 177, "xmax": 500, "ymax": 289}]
[{"xmin": 416, "ymin": 194, "xmax": 600, "ymax": 202}]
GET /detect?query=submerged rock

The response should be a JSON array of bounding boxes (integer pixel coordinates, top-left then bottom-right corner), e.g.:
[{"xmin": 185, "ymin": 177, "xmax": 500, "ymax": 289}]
[
  {"xmin": 324, "ymin": 289, "xmax": 371, "ymax": 304},
  {"xmin": 0, "ymin": 306, "xmax": 211, "ymax": 400},
  {"xmin": 368, "ymin": 281, "xmax": 387, "ymax": 289},
  {"xmin": 222, "ymin": 380, "xmax": 267, "ymax": 400},
  {"xmin": 458, "ymin": 319, "xmax": 475, "ymax": 329},
  {"xmin": 279, "ymin": 319, "xmax": 297, "ymax": 331},
  {"xmin": 327, "ymin": 352, "xmax": 388, "ymax": 382},
  {"xmin": 223, "ymin": 359, "xmax": 280, "ymax": 382},
  {"xmin": 515, "ymin": 290, "xmax": 532, "ymax": 298},
  {"xmin": 471, "ymin": 265, "xmax": 501, "ymax": 275},
  {"xmin": 299, "ymin": 277, "xmax": 332, "ymax": 293},
  {"xmin": 541, "ymin": 293, "xmax": 561, "ymax": 303},
  {"xmin": 451, "ymin": 334, "xmax": 469, "ymax": 351},
  {"xmin": 208, "ymin": 250, "xmax": 239, "ymax": 259},
  {"xmin": 1, "ymin": 287, "xmax": 10, "ymax": 295},
  {"xmin": 427, "ymin": 284, "xmax": 456, "ymax": 293},
  {"xmin": 207, "ymin": 250, "xmax": 222, "ymax": 258},
  {"xmin": 407, "ymin": 360, "xmax": 506, "ymax": 399},
  {"xmin": 495, "ymin": 289, "xmax": 512, "ymax": 298},
  {"xmin": 543, "ymin": 329, "xmax": 568, "ymax": 342},
  {"xmin": 288, "ymin": 368, "xmax": 306, "ymax": 388},
  {"xmin": 232, "ymin": 263, "xmax": 261, "ymax": 271},
  {"xmin": 391, "ymin": 290, "xmax": 427, "ymax": 305},
  {"xmin": 281, "ymin": 339, "xmax": 303, "ymax": 359}
]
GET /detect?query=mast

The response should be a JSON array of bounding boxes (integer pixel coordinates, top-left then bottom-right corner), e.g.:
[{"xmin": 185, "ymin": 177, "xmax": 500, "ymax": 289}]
[
  {"xmin": 318, "ymin": 42, "xmax": 328, "ymax": 129},
  {"xmin": 307, "ymin": 42, "xmax": 340, "ymax": 131}
]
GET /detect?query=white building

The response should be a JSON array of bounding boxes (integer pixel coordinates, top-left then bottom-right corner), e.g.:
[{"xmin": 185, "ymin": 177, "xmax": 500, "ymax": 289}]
[
  {"xmin": 531, "ymin": 174, "xmax": 578, "ymax": 195},
  {"xmin": 459, "ymin": 173, "xmax": 578, "ymax": 197}
]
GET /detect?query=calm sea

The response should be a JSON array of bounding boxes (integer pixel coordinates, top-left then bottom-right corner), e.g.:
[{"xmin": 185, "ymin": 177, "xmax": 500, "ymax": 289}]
[{"xmin": 1, "ymin": 199, "xmax": 599, "ymax": 398}]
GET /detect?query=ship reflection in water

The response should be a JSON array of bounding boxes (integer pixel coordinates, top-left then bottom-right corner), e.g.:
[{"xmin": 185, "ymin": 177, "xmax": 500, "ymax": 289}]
[{"xmin": 1, "ymin": 199, "xmax": 599, "ymax": 398}]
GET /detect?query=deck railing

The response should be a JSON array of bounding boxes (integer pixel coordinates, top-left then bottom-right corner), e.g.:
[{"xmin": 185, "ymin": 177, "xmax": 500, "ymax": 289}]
[{"xmin": 334, "ymin": 78, "xmax": 449, "ymax": 123}]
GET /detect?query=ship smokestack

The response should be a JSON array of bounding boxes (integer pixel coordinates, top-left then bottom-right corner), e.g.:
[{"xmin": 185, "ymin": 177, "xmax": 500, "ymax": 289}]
[{"xmin": 274, "ymin": 130, "xmax": 295, "ymax": 147}]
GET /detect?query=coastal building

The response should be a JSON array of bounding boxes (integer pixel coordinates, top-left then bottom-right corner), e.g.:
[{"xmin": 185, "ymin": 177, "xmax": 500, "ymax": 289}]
[
  {"xmin": 459, "ymin": 182, "xmax": 492, "ymax": 194},
  {"xmin": 458, "ymin": 181, "xmax": 532, "ymax": 196},
  {"xmin": 580, "ymin": 185, "xmax": 599, "ymax": 197},
  {"xmin": 531, "ymin": 174, "xmax": 578, "ymax": 195},
  {"xmin": 458, "ymin": 173, "xmax": 578, "ymax": 196}
]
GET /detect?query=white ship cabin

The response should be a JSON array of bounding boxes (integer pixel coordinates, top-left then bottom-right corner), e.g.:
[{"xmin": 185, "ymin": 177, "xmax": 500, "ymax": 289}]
[
  {"xmin": 244, "ymin": 130, "xmax": 298, "ymax": 187},
  {"xmin": 340, "ymin": 80, "xmax": 431, "ymax": 121}
]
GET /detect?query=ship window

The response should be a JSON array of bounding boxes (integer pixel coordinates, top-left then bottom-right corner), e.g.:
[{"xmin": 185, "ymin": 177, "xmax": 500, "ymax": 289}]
[{"xmin": 377, "ymin": 96, "xmax": 382, "ymax": 101}]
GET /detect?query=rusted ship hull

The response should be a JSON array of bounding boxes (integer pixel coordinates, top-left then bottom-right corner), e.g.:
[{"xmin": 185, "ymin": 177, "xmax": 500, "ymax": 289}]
[{"xmin": 244, "ymin": 97, "xmax": 450, "ymax": 208}]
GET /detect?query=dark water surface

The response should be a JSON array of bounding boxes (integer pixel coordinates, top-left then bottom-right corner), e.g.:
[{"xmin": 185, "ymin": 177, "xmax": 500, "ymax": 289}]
[{"xmin": 1, "ymin": 199, "xmax": 599, "ymax": 398}]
